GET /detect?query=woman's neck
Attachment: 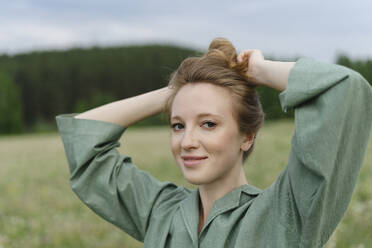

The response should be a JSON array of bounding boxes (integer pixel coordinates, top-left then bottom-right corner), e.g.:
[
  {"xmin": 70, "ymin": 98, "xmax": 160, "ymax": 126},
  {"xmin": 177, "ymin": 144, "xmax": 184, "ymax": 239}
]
[{"xmin": 197, "ymin": 165, "xmax": 248, "ymax": 234}]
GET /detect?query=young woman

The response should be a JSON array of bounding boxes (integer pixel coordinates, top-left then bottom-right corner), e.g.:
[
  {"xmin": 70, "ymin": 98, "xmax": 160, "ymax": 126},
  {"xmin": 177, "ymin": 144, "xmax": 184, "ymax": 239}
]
[{"xmin": 56, "ymin": 38, "xmax": 372, "ymax": 247}]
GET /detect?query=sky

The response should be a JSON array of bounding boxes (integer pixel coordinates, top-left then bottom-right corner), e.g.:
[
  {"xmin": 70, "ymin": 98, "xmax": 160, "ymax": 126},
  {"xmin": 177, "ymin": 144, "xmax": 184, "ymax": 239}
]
[{"xmin": 0, "ymin": 0, "xmax": 371, "ymax": 63}]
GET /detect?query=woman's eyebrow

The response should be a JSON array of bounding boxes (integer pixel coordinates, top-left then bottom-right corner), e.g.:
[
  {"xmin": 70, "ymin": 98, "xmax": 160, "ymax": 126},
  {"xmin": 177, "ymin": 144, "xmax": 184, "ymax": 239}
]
[{"xmin": 171, "ymin": 113, "xmax": 222, "ymax": 121}]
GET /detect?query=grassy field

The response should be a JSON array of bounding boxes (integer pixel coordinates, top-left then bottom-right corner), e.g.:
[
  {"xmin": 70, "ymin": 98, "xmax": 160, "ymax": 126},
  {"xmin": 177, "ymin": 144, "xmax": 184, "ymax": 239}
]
[{"xmin": 0, "ymin": 120, "xmax": 371, "ymax": 248}]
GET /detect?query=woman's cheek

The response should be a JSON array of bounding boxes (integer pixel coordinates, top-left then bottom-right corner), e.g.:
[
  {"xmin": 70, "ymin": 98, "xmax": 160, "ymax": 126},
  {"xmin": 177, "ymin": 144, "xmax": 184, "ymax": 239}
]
[
  {"xmin": 170, "ymin": 135, "xmax": 180, "ymax": 155},
  {"xmin": 203, "ymin": 133, "xmax": 224, "ymax": 152}
]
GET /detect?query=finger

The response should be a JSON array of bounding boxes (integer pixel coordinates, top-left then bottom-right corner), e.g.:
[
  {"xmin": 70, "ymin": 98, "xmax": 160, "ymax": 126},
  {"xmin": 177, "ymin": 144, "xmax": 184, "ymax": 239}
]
[
  {"xmin": 237, "ymin": 53, "xmax": 244, "ymax": 62},
  {"xmin": 238, "ymin": 51, "xmax": 249, "ymax": 62},
  {"xmin": 238, "ymin": 50, "xmax": 255, "ymax": 62}
]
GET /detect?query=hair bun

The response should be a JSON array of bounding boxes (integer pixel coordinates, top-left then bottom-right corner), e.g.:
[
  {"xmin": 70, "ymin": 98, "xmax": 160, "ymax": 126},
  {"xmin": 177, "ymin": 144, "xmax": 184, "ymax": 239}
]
[
  {"xmin": 208, "ymin": 37, "xmax": 237, "ymax": 63},
  {"xmin": 207, "ymin": 37, "xmax": 248, "ymax": 79}
]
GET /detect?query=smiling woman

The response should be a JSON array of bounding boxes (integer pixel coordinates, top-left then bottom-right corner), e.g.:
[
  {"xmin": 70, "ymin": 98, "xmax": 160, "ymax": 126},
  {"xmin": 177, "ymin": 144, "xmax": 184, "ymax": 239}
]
[
  {"xmin": 56, "ymin": 38, "xmax": 372, "ymax": 247},
  {"xmin": 166, "ymin": 38, "xmax": 265, "ymax": 164},
  {"xmin": 169, "ymin": 82, "xmax": 255, "ymax": 233}
]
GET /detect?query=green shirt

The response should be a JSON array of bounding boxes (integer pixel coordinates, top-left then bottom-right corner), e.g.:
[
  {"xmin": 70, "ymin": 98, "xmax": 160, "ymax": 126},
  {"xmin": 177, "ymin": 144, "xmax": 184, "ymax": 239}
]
[{"xmin": 56, "ymin": 58, "xmax": 372, "ymax": 248}]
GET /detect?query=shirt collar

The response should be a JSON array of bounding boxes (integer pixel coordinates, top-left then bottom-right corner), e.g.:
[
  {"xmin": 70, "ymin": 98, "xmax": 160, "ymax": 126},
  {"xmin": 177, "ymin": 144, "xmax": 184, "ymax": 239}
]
[{"xmin": 180, "ymin": 184, "xmax": 262, "ymax": 244}]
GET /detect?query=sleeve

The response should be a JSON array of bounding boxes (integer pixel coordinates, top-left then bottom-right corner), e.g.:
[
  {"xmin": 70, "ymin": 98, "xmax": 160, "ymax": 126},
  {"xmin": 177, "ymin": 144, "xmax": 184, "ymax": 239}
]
[
  {"xmin": 272, "ymin": 58, "xmax": 372, "ymax": 247},
  {"xmin": 55, "ymin": 114, "xmax": 187, "ymax": 242}
]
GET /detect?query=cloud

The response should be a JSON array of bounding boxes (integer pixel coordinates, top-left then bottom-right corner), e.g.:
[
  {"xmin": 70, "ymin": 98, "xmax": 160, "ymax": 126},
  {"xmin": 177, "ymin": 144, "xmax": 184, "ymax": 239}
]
[{"xmin": 0, "ymin": 0, "xmax": 371, "ymax": 62}]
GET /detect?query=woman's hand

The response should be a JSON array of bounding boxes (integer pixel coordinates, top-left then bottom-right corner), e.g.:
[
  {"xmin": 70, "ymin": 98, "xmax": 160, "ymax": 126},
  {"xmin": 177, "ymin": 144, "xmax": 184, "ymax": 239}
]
[
  {"xmin": 237, "ymin": 49, "xmax": 265, "ymax": 86},
  {"xmin": 238, "ymin": 49, "xmax": 295, "ymax": 91}
]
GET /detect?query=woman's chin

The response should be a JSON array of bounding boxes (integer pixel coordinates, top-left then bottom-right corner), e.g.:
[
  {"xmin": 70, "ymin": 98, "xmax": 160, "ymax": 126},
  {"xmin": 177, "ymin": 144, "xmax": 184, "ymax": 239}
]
[
  {"xmin": 181, "ymin": 170, "xmax": 205, "ymax": 185},
  {"xmin": 185, "ymin": 177, "xmax": 204, "ymax": 185},
  {"xmin": 182, "ymin": 171, "xmax": 215, "ymax": 186}
]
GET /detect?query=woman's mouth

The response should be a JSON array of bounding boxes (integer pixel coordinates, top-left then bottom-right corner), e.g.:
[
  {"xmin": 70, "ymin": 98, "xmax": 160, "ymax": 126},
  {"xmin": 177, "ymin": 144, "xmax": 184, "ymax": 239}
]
[{"xmin": 181, "ymin": 156, "xmax": 208, "ymax": 167}]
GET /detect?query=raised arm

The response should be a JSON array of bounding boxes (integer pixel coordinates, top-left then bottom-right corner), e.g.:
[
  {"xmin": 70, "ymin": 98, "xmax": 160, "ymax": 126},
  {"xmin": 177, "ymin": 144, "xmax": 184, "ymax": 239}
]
[
  {"xmin": 75, "ymin": 86, "xmax": 173, "ymax": 127},
  {"xmin": 56, "ymin": 85, "xmax": 188, "ymax": 242},
  {"xmin": 242, "ymin": 54, "xmax": 372, "ymax": 246}
]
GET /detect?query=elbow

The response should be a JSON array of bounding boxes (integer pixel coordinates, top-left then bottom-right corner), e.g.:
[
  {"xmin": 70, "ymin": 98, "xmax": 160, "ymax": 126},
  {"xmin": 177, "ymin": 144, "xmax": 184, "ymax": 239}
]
[
  {"xmin": 351, "ymin": 71, "xmax": 372, "ymax": 112},
  {"xmin": 68, "ymin": 162, "xmax": 92, "ymax": 201},
  {"xmin": 69, "ymin": 176, "xmax": 99, "ymax": 207},
  {"xmin": 347, "ymin": 68, "xmax": 370, "ymax": 90},
  {"xmin": 340, "ymin": 69, "xmax": 372, "ymax": 110},
  {"xmin": 69, "ymin": 175, "xmax": 87, "ymax": 200}
]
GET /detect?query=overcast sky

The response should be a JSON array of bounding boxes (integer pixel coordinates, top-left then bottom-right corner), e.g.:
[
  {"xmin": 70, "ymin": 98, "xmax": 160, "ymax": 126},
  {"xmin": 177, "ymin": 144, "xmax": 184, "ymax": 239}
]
[{"xmin": 1, "ymin": 0, "xmax": 371, "ymax": 62}]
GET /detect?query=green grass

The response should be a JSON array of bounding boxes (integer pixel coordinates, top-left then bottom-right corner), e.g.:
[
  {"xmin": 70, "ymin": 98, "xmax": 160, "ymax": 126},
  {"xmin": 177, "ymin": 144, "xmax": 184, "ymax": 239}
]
[{"xmin": 0, "ymin": 120, "xmax": 371, "ymax": 248}]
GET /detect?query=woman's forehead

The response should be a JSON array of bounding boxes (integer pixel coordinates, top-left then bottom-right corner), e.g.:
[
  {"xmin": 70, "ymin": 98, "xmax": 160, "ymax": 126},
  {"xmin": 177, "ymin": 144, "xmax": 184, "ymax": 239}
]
[{"xmin": 171, "ymin": 83, "xmax": 234, "ymax": 119}]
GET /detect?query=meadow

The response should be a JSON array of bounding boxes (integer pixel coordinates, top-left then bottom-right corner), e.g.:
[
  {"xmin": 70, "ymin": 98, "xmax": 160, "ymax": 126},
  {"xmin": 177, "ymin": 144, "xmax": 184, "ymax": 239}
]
[{"xmin": 0, "ymin": 120, "xmax": 371, "ymax": 248}]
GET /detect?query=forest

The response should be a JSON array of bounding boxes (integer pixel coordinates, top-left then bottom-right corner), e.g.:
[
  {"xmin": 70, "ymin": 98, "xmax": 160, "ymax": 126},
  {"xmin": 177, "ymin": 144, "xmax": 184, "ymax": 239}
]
[{"xmin": 0, "ymin": 45, "xmax": 371, "ymax": 134}]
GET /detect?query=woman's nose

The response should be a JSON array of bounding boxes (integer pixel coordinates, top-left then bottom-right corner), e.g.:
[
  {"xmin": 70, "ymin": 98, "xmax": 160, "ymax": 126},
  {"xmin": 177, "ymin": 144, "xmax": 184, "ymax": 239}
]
[{"xmin": 181, "ymin": 129, "xmax": 199, "ymax": 150}]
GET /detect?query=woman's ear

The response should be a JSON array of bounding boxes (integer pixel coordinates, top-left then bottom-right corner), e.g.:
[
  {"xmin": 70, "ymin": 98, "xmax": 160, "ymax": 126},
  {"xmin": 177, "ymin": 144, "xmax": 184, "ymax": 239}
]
[{"xmin": 241, "ymin": 134, "xmax": 255, "ymax": 151}]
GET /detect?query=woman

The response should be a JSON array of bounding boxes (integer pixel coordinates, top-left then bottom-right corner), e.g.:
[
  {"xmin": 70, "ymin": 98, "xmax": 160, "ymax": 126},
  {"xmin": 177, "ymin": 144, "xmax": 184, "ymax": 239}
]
[{"xmin": 56, "ymin": 38, "xmax": 372, "ymax": 247}]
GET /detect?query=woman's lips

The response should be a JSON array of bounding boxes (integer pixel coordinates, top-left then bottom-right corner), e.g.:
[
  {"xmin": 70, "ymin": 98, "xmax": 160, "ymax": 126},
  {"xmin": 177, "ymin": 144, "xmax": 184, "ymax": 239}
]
[{"xmin": 181, "ymin": 156, "xmax": 208, "ymax": 167}]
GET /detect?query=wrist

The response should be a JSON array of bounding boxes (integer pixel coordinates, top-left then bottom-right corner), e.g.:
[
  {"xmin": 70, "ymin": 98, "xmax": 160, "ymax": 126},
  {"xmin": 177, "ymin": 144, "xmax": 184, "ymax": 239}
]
[
  {"xmin": 253, "ymin": 60, "xmax": 271, "ymax": 87},
  {"xmin": 255, "ymin": 60, "xmax": 295, "ymax": 91}
]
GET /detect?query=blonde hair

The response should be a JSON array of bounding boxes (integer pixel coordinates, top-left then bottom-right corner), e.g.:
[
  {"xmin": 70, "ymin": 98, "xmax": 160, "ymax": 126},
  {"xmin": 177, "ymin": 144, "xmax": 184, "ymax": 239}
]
[{"xmin": 165, "ymin": 38, "xmax": 265, "ymax": 162}]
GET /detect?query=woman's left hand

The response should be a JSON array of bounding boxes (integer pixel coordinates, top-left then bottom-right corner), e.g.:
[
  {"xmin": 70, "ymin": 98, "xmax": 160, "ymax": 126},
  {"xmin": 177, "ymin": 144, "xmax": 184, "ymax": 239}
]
[
  {"xmin": 238, "ymin": 49, "xmax": 295, "ymax": 91},
  {"xmin": 237, "ymin": 49, "xmax": 265, "ymax": 86}
]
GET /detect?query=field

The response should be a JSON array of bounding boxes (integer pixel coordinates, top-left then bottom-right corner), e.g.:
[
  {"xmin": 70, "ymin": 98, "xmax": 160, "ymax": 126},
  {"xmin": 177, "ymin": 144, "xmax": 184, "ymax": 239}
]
[{"xmin": 0, "ymin": 120, "xmax": 371, "ymax": 248}]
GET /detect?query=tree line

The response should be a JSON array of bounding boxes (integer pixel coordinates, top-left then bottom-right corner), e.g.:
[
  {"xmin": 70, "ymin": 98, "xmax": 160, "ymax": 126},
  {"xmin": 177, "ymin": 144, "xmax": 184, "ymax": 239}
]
[{"xmin": 0, "ymin": 45, "xmax": 371, "ymax": 134}]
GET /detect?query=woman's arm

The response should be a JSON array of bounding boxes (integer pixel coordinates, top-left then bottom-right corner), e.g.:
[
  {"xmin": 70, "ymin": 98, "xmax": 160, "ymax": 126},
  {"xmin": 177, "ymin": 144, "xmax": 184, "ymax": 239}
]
[
  {"xmin": 57, "ymin": 86, "xmax": 185, "ymax": 241},
  {"xmin": 75, "ymin": 86, "xmax": 174, "ymax": 127},
  {"xmin": 240, "ymin": 50, "xmax": 372, "ymax": 246},
  {"xmin": 255, "ymin": 60, "xmax": 295, "ymax": 91},
  {"xmin": 256, "ymin": 57, "xmax": 371, "ymax": 246}
]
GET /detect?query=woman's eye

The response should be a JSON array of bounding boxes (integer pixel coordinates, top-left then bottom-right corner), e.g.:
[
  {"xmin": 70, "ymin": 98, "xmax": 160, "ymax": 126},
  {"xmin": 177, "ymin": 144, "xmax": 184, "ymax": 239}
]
[
  {"xmin": 171, "ymin": 123, "xmax": 184, "ymax": 130},
  {"xmin": 202, "ymin": 121, "xmax": 216, "ymax": 128}
]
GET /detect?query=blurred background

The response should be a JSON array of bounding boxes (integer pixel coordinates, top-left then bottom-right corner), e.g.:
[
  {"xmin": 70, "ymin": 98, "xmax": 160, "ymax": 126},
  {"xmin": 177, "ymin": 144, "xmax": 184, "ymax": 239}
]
[{"xmin": 0, "ymin": 0, "xmax": 371, "ymax": 247}]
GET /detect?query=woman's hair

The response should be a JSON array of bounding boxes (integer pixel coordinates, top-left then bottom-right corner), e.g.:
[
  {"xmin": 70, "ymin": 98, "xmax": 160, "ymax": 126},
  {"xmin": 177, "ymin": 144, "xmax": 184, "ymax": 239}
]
[{"xmin": 165, "ymin": 37, "xmax": 265, "ymax": 163}]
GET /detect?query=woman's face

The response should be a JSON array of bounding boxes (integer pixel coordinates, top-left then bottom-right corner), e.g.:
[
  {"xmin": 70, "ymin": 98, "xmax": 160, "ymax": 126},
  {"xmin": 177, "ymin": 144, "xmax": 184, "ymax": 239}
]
[{"xmin": 170, "ymin": 82, "xmax": 252, "ymax": 186}]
